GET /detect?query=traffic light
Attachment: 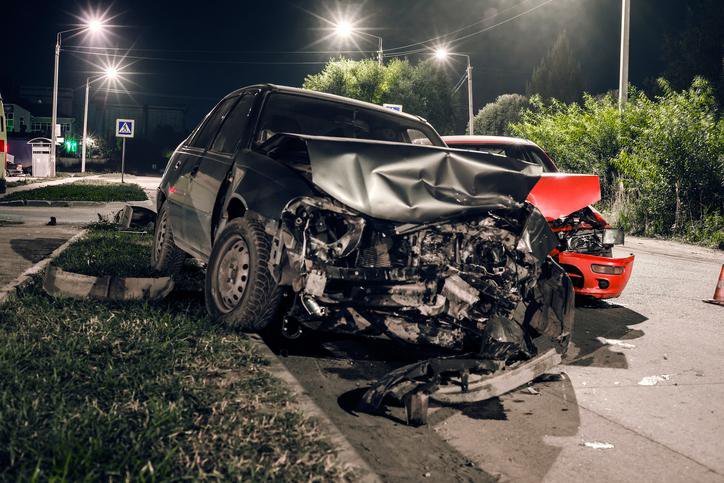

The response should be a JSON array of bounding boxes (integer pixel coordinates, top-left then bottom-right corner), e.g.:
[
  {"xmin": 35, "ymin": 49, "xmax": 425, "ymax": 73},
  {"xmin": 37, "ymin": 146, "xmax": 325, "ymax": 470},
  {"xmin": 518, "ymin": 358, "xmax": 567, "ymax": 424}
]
[{"xmin": 64, "ymin": 139, "xmax": 78, "ymax": 154}]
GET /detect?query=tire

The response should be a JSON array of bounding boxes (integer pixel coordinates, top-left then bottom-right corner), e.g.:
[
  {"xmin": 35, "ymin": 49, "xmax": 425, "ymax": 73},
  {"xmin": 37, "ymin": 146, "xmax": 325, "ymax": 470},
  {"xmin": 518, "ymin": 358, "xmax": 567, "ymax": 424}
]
[
  {"xmin": 151, "ymin": 202, "xmax": 185, "ymax": 276},
  {"xmin": 205, "ymin": 217, "xmax": 281, "ymax": 331}
]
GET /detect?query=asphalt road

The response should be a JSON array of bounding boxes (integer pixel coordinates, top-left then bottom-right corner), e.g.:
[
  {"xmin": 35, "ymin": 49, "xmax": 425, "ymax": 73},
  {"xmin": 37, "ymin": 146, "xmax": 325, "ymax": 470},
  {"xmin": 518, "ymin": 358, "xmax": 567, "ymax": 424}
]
[
  {"xmin": 267, "ymin": 237, "xmax": 724, "ymax": 482},
  {"xmin": 2, "ymin": 189, "xmax": 722, "ymax": 481}
]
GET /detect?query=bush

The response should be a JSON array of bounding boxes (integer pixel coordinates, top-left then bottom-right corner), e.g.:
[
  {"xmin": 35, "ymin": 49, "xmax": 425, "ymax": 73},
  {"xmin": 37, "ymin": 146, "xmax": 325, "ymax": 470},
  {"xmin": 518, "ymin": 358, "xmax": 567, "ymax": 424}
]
[
  {"xmin": 511, "ymin": 77, "xmax": 724, "ymax": 247},
  {"xmin": 471, "ymin": 94, "xmax": 530, "ymax": 135}
]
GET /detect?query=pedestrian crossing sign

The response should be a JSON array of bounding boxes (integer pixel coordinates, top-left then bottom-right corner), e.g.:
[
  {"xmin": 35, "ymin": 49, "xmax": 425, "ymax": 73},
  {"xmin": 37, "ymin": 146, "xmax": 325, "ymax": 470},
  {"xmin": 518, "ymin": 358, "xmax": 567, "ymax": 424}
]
[{"xmin": 115, "ymin": 119, "xmax": 135, "ymax": 138}]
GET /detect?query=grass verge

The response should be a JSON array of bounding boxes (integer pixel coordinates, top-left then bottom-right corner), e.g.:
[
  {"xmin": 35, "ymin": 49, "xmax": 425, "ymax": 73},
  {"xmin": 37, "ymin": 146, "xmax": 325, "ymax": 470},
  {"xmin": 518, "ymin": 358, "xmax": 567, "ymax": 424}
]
[
  {"xmin": 1, "ymin": 181, "xmax": 147, "ymax": 202},
  {"xmin": 0, "ymin": 228, "xmax": 347, "ymax": 481},
  {"xmin": 6, "ymin": 173, "xmax": 96, "ymax": 189},
  {"xmin": 54, "ymin": 225, "xmax": 158, "ymax": 278}
]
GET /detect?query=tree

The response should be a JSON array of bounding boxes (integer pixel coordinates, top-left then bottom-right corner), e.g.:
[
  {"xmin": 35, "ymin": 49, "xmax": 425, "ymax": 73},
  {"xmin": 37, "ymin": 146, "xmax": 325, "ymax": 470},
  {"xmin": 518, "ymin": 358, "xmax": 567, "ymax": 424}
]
[
  {"xmin": 303, "ymin": 58, "xmax": 460, "ymax": 134},
  {"xmin": 661, "ymin": 0, "xmax": 723, "ymax": 105},
  {"xmin": 471, "ymin": 94, "xmax": 530, "ymax": 135},
  {"xmin": 526, "ymin": 31, "xmax": 584, "ymax": 103}
]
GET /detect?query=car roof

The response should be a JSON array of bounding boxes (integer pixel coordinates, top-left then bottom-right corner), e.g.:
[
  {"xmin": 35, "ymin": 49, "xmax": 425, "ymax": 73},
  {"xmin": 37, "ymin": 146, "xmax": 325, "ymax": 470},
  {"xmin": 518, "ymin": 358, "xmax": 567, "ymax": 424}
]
[
  {"xmin": 442, "ymin": 135, "xmax": 538, "ymax": 147},
  {"xmin": 228, "ymin": 84, "xmax": 428, "ymax": 124}
]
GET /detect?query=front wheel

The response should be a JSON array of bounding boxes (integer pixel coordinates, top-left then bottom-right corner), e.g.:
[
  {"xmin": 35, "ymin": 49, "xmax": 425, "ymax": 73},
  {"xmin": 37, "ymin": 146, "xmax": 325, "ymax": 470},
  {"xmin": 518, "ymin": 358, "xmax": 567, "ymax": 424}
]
[{"xmin": 205, "ymin": 217, "xmax": 281, "ymax": 331}]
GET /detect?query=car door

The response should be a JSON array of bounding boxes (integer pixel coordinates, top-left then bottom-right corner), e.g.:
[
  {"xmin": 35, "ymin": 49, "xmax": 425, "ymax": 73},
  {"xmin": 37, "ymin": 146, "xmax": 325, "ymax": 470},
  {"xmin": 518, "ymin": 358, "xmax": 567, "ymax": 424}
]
[
  {"xmin": 186, "ymin": 91, "xmax": 258, "ymax": 255},
  {"xmin": 168, "ymin": 96, "xmax": 238, "ymax": 252}
]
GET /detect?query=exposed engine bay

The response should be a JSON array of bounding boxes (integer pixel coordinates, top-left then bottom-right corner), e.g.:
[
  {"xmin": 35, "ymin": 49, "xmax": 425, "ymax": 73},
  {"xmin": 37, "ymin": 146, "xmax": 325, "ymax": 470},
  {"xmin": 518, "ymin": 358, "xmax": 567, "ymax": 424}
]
[
  {"xmin": 552, "ymin": 207, "xmax": 624, "ymax": 258},
  {"xmin": 266, "ymin": 195, "xmax": 575, "ymax": 422}
]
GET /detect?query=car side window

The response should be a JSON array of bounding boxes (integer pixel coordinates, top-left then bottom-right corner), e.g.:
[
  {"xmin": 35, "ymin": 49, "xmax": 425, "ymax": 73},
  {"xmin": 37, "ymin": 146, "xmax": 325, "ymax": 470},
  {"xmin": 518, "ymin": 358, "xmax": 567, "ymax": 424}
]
[
  {"xmin": 210, "ymin": 93, "xmax": 256, "ymax": 154},
  {"xmin": 189, "ymin": 96, "xmax": 238, "ymax": 150}
]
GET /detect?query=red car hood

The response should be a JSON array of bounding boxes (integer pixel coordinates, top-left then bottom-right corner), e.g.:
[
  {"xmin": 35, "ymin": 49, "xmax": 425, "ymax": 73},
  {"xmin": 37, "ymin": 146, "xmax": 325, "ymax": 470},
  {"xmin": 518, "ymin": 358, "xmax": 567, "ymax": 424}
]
[{"xmin": 526, "ymin": 173, "xmax": 601, "ymax": 220}]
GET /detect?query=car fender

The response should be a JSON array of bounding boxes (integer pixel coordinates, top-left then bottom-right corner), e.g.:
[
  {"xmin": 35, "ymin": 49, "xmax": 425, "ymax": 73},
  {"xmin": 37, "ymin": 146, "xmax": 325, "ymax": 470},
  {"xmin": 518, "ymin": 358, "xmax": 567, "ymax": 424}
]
[{"xmin": 222, "ymin": 149, "xmax": 315, "ymax": 222}]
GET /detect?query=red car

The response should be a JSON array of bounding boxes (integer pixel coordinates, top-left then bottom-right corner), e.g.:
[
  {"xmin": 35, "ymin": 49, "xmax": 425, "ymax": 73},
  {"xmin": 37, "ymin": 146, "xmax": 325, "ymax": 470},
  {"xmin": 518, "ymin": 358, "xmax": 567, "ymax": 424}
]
[{"xmin": 443, "ymin": 135, "xmax": 634, "ymax": 299}]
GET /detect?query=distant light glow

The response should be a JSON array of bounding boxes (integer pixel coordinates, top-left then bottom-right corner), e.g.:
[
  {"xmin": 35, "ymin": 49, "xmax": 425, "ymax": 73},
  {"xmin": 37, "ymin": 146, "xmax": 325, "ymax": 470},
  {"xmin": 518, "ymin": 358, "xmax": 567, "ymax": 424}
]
[
  {"xmin": 104, "ymin": 66, "xmax": 119, "ymax": 80},
  {"xmin": 334, "ymin": 20, "xmax": 354, "ymax": 38},
  {"xmin": 434, "ymin": 48, "xmax": 449, "ymax": 61},
  {"xmin": 86, "ymin": 17, "xmax": 105, "ymax": 33}
]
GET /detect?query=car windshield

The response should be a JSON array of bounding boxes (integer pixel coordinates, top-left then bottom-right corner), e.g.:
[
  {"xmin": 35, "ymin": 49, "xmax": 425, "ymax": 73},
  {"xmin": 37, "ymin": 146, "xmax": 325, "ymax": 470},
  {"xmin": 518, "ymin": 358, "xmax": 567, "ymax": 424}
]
[{"xmin": 256, "ymin": 92, "xmax": 444, "ymax": 147}]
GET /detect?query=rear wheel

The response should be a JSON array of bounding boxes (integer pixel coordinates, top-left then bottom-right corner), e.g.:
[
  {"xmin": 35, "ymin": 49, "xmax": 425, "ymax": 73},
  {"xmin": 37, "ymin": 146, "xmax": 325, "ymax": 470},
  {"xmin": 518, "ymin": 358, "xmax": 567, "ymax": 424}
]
[
  {"xmin": 205, "ymin": 217, "xmax": 281, "ymax": 331},
  {"xmin": 151, "ymin": 202, "xmax": 185, "ymax": 276}
]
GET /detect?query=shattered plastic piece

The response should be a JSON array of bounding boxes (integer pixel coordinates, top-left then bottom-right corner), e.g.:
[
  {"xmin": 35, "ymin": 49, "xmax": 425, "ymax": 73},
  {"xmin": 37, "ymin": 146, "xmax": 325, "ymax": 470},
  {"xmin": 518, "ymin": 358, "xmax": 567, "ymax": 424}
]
[
  {"xmin": 596, "ymin": 337, "xmax": 636, "ymax": 349},
  {"xmin": 583, "ymin": 441, "xmax": 615, "ymax": 450},
  {"xmin": 525, "ymin": 386, "xmax": 540, "ymax": 395},
  {"xmin": 441, "ymin": 274, "xmax": 479, "ymax": 319},
  {"xmin": 638, "ymin": 374, "xmax": 672, "ymax": 386}
]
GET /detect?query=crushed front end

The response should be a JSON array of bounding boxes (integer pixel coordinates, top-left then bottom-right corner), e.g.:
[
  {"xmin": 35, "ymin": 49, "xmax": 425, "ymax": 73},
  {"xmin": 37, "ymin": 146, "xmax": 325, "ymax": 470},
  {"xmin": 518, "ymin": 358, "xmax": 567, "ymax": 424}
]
[{"xmin": 268, "ymin": 195, "xmax": 575, "ymax": 422}]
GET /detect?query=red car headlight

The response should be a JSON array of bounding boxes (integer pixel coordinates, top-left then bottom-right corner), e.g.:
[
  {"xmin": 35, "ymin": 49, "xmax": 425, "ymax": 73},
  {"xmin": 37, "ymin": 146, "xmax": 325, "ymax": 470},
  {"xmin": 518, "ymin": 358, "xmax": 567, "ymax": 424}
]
[{"xmin": 591, "ymin": 264, "xmax": 624, "ymax": 275}]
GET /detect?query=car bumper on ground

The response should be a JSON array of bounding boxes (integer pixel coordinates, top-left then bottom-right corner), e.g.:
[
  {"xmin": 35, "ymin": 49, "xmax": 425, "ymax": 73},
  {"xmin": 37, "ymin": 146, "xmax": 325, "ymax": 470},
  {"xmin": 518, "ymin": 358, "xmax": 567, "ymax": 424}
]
[{"xmin": 557, "ymin": 252, "xmax": 635, "ymax": 299}]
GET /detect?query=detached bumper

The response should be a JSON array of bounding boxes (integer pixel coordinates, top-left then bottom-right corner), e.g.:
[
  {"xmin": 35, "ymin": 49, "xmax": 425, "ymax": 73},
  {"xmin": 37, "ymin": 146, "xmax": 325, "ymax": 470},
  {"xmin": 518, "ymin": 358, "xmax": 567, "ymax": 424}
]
[{"xmin": 557, "ymin": 252, "xmax": 634, "ymax": 299}]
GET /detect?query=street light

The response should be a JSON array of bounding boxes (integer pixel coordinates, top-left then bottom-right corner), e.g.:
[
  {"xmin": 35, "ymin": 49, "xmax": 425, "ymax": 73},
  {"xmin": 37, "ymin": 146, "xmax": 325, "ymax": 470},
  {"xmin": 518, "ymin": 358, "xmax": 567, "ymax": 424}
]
[
  {"xmin": 333, "ymin": 20, "xmax": 384, "ymax": 66},
  {"xmin": 434, "ymin": 48, "xmax": 475, "ymax": 135},
  {"xmin": 50, "ymin": 15, "xmax": 108, "ymax": 176},
  {"xmin": 81, "ymin": 64, "xmax": 123, "ymax": 172}
]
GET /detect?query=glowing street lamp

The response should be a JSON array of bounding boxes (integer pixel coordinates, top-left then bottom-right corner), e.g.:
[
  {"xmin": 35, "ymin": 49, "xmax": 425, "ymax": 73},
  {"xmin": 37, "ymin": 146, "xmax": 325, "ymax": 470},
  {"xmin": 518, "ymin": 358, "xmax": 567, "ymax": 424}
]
[
  {"xmin": 50, "ymin": 15, "xmax": 109, "ymax": 176},
  {"xmin": 333, "ymin": 19, "xmax": 384, "ymax": 66},
  {"xmin": 434, "ymin": 47, "xmax": 474, "ymax": 135},
  {"xmin": 81, "ymin": 63, "xmax": 124, "ymax": 172}
]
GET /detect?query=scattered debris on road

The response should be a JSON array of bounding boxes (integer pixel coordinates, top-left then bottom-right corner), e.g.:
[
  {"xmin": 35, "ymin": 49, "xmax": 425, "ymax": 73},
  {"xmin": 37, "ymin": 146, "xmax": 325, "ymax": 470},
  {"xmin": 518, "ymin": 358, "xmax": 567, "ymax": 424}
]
[
  {"xmin": 596, "ymin": 337, "xmax": 636, "ymax": 349},
  {"xmin": 638, "ymin": 374, "xmax": 672, "ymax": 386},
  {"xmin": 583, "ymin": 441, "xmax": 615, "ymax": 450}
]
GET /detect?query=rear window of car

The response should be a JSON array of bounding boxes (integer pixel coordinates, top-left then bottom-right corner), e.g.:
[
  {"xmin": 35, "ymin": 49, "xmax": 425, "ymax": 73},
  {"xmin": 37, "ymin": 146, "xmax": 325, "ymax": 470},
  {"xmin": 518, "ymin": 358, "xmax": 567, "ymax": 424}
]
[
  {"xmin": 451, "ymin": 143, "xmax": 513, "ymax": 157},
  {"xmin": 255, "ymin": 93, "xmax": 443, "ymax": 147}
]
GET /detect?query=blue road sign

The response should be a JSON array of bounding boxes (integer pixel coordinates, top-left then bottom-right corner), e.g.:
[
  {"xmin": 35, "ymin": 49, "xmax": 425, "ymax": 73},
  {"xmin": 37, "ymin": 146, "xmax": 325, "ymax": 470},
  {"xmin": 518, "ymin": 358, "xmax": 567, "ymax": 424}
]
[{"xmin": 115, "ymin": 119, "xmax": 135, "ymax": 138}]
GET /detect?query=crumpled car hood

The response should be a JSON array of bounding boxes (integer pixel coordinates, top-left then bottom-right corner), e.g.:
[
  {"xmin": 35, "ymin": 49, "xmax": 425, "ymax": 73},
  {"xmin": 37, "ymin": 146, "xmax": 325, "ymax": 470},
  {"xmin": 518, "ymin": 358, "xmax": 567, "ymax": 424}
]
[{"xmin": 298, "ymin": 135, "xmax": 543, "ymax": 223}]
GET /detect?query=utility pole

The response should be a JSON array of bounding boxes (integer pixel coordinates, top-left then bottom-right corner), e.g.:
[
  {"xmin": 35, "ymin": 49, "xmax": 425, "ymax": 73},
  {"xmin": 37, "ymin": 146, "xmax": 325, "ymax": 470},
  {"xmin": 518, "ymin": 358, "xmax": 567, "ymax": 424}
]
[
  {"xmin": 466, "ymin": 57, "xmax": 474, "ymax": 135},
  {"xmin": 81, "ymin": 77, "xmax": 90, "ymax": 173},
  {"xmin": 618, "ymin": 0, "xmax": 630, "ymax": 111},
  {"xmin": 377, "ymin": 36, "xmax": 383, "ymax": 66},
  {"xmin": 50, "ymin": 33, "xmax": 61, "ymax": 177}
]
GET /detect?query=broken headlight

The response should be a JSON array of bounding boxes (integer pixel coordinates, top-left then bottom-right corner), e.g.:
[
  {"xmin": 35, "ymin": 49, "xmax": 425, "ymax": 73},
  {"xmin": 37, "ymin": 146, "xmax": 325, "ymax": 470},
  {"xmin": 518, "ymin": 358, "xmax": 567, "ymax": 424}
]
[{"xmin": 282, "ymin": 197, "xmax": 366, "ymax": 262}]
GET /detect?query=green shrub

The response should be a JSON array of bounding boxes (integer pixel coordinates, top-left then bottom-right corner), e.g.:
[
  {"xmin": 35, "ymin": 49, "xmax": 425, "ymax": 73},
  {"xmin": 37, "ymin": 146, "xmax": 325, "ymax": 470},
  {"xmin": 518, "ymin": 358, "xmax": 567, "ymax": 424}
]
[
  {"xmin": 471, "ymin": 94, "xmax": 530, "ymax": 135},
  {"xmin": 511, "ymin": 77, "xmax": 724, "ymax": 247}
]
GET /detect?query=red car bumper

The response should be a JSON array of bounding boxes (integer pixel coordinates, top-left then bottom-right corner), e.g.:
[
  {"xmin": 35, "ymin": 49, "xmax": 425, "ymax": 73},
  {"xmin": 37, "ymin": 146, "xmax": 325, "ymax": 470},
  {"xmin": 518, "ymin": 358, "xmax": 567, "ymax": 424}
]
[{"xmin": 557, "ymin": 252, "xmax": 635, "ymax": 299}]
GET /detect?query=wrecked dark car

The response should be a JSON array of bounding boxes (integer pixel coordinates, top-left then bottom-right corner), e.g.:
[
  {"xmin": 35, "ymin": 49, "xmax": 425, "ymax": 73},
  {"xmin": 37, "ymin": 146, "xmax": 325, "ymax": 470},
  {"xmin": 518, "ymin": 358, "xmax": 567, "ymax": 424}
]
[{"xmin": 154, "ymin": 85, "xmax": 580, "ymax": 423}]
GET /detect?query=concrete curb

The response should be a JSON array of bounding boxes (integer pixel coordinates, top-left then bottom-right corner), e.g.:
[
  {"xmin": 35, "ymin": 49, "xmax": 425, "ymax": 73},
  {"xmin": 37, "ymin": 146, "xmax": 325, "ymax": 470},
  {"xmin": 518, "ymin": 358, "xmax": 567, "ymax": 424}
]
[
  {"xmin": 43, "ymin": 265, "xmax": 174, "ymax": 301},
  {"xmin": 247, "ymin": 334, "xmax": 381, "ymax": 482},
  {"xmin": 0, "ymin": 200, "xmax": 105, "ymax": 207},
  {"xmin": 0, "ymin": 230, "xmax": 88, "ymax": 306}
]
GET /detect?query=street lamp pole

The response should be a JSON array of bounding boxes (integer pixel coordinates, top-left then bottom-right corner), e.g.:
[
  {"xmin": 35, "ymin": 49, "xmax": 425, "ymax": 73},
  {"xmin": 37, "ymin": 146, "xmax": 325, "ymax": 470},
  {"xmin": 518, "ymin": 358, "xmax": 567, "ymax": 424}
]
[
  {"xmin": 81, "ymin": 77, "xmax": 90, "ymax": 173},
  {"xmin": 50, "ymin": 32, "xmax": 62, "ymax": 177},
  {"xmin": 618, "ymin": 0, "xmax": 630, "ymax": 111},
  {"xmin": 376, "ymin": 36, "xmax": 383, "ymax": 66},
  {"xmin": 465, "ymin": 55, "xmax": 474, "ymax": 135},
  {"xmin": 50, "ymin": 18, "xmax": 108, "ymax": 176},
  {"xmin": 435, "ymin": 49, "xmax": 475, "ymax": 135},
  {"xmin": 82, "ymin": 67, "xmax": 120, "ymax": 173}
]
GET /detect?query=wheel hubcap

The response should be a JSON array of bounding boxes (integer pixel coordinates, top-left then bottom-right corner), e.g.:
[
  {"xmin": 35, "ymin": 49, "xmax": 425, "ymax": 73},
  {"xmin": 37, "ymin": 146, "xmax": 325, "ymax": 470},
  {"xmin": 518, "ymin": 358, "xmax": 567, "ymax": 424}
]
[{"xmin": 216, "ymin": 236, "xmax": 251, "ymax": 312}]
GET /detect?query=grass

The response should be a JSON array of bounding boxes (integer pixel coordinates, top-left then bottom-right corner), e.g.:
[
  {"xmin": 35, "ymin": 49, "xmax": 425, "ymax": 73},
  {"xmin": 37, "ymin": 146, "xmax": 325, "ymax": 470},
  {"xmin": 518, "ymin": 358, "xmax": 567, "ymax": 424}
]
[
  {"xmin": 0, "ymin": 227, "xmax": 347, "ymax": 481},
  {"xmin": 6, "ymin": 173, "xmax": 96, "ymax": 189},
  {"xmin": 1, "ymin": 181, "xmax": 147, "ymax": 202},
  {"xmin": 54, "ymin": 226, "xmax": 159, "ymax": 278}
]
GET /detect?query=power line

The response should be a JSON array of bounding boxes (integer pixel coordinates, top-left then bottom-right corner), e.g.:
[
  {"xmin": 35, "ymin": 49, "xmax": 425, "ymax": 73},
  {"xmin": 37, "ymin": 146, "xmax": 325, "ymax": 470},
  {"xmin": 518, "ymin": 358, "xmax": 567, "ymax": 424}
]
[
  {"xmin": 64, "ymin": 49, "xmax": 331, "ymax": 65},
  {"xmin": 384, "ymin": 0, "xmax": 535, "ymax": 52},
  {"xmin": 64, "ymin": 45, "xmax": 380, "ymax": 55}
]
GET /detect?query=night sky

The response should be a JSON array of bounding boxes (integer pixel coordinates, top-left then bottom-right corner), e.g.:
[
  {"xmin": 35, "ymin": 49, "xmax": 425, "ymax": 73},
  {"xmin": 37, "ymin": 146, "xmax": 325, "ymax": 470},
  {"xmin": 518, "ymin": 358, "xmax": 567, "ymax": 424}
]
[{"xmin": 4, "ymin": 0, "xmax": 687, "ymax": 129}]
